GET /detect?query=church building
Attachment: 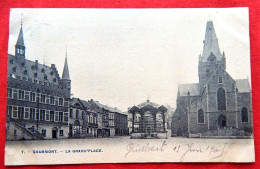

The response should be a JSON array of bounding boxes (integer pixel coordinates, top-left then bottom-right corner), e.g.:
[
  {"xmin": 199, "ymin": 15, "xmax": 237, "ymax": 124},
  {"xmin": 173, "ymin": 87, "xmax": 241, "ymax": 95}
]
[
  {"xmin": 171, "ymin": 21, "xmax": 253, "ymax": 138},
  {"xmin": 6, "ymin": 21, "xmax": 71, "ymax": 140}
]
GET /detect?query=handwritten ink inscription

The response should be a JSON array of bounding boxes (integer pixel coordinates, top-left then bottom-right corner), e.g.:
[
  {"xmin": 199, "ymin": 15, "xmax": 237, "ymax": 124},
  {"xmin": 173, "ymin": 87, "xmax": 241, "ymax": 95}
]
[{"xmin": 125, "ymin": 141, "xmax": 227, "ymax": 162}]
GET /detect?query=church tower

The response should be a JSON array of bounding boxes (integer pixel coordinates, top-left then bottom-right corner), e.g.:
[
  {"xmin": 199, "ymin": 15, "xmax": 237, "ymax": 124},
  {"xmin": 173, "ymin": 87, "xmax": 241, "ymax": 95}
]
[
  {"xmin": 61, "ymin": 51, "xmax": 71, "ymax": 99},
  {"xmin": 198, "ymin": 21, "xmax": 226, "ymax": 86},
  {"xmin": 15, "ymin": 21, "xmax": 25, "ymax": 59}
]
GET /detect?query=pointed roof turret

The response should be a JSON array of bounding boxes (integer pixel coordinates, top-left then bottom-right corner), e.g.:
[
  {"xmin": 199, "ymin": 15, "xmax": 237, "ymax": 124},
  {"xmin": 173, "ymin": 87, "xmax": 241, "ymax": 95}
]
[
  {"xmin": 62, "ymin": 51, "xmax": 70, "ymax": 80},
  {"xmin": 16, "ymin": 22, "xmax": 25, "ymax": 47},
  {"xmin": 202, "ymin": 21, "xmax": 222, "ymax": 61}
]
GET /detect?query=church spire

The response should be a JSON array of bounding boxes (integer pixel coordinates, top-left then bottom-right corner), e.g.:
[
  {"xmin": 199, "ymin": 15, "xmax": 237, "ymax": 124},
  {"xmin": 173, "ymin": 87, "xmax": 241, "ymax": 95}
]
[
  {"xmin": 62, "ymin": 51, "xmax": 70, "ymax": 80},
  {"xmin": 15, "ymin": 15, "xmax": 26, "ymax": 58},
  {"xmin": 202, "ymin": 21, "xmax": 222, "ymax": 61}
]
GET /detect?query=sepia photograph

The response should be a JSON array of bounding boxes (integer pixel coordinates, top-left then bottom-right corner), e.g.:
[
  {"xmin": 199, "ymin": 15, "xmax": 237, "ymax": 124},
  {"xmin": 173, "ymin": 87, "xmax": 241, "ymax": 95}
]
[{"xmin": 5, "ymin": 8, "xmax": 254, "ymax": 165}]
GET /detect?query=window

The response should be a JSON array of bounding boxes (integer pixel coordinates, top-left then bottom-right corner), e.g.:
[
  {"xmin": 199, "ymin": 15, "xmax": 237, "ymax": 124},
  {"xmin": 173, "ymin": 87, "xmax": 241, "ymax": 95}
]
[
  {"xmin": 59, "ymin": 130, "xmax": 64, "ymax": 136},
  {"xmin": 64, "ymin": 101, "xmax": 69, "ymax": 107},
  {"xmin": 198, "ymin": 109, "xmax": 204, "ymax": 123},
  {"xmin": 42, "ymin": 129, "xmax": 46, "ymax": 137},
  {"xmin": 46, "ymin": 110, "xmax": 50, "ymax": 121},
  {"xmin": 18, "ymin": 90, "xmax": 25, "ymax": 100},
  {"xmin": 50, "ymin": 111, "xmax": 55, "ymax": 121},
  {"xmin": 40, "ymin": 94, "xmax": 46, "ymax": 103},
  {"xmin": 13, "ymin": 89, "xmax": 18, "ymax": 99},
  {"xmin": 46, "ymin": 95, "xmax": 50, "ymax": 104},
  {"xmin": 69, "ymin": 109, "xmax": 73, "ymax": 118},
  {"xmin": 55, "ymin": 97, "xmax": 59, "ymax": 105},
  {"xmin": 218, "ymin": 76, "xmax": 223, "ymax": 84},
  {"xmin": 206, "ymin": 69, "xmax": 210, "ymax": 77},
  {"xmin": 55, "ymin": 112, "xmax": 59, "ymax": 122},
  {"xmin": 40, "ymin": 110, "xmax": 45, "ymax": 121},
  {"xmin": 87, "ymin": 115, "xmax": 89, "ymax": 123},
  {"xmin": 50, "ymin": 96, "xmax": 55, "ymax": 105},
  {"xmin": 18, "ymin": 107, "xmax": 24, "ymax": 119},
  {"xmin": 241, "ymin": 107, "xmax": 249, "ymax": 122},
  {"xmin": 59, "ymin": 112, "xmax": 63, "ymax": 122},
  {"xmin": 64, "ymin": 112, "xmax": 68, "ymax": 122},
  {"xmin": 7, "ymin": 105, "xmax": 12, "ymax": 116},
  {"xmin": 14, "ymin": 129, "xmax": 17, "ymax": 136},
  {"xmin": 217, "ymin": 88, "xmax": 226, "ymax": 111},
  {"xmin": 30, "ymin": 92, "xmax": 36, "ymax": 102},
  {"xmin": 24, "ymin": 107, "xmax": 30, "ymax": 119},
  {"xmin": 76, "ymin": 110, "xmax": 79, "ymax": 119},
  {"xmin": 7, "ymin": 88, "xmax": 12, "ymax": 98},
  {"xmin": 12, "ymin": 106, "xmax": 18, "ymax": 118},
  {"xmin": 30, "ymin": 108, "xmax": 36, "ymax": 120},
  {"xmin": 82, "ymin": 112, "xmax": 85, "ymax": 120},
  {"xmin": 90, "ymin": 115, "xmax": 93, "ymax": 123},
  {"xmin": 58, "ymin": 98, "xmax": 64, "ymax": 106},
  {"xmin": 36, "ymin": 109, "xmax": 39, "ymax": 120},
  {"xmin": 25, "ymin": 91, "xmax": 30, "ymax": 101}
]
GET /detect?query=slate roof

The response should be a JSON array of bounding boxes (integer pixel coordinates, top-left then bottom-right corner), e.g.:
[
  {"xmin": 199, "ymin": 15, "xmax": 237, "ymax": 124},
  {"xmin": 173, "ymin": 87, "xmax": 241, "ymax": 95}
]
[
  {"xmin": 62, "ymin": 56, "xmax": 70, "ymax": 80},
  {"xmin": 8, "ymin": 54, "xmax": 60, "ymax": 86},
  {"xmin": 89, "ymin": 100, "xmax": 125, "ymax": 114},
  {"xmin": 178, "ymin": 83, "xmax": 200, "ymax": 96},
  {"xmin": 137, "ymin": 100, "xmax": 160, "ymax": 108},
  {"xmin": 236, "ymin": 79, "xmax": 251, "ymax": 93},
  {"xmin": 201, "ymin": 21, "xmax": 223, "ymax": 62},
  {"xmin": 16, "ymin": 26, "xmax": 25, "ymax": 46}
]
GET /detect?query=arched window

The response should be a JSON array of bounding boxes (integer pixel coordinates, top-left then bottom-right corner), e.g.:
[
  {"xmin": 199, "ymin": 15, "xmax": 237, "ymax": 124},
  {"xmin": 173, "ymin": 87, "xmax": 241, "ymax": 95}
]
[
  {"xmin": 206, "ymin": 69, "xmax": 210, "ymax": 77},
  {"xmin": 198, "ymin": 109, "xmax": 204, "ymax": 123},
  {"xmin": 241, "ymin": 107, "xmax": 249, "ymax": 122},
  {"xmin": 217, "ymin": 88, "xmax": 226, "ymax": 111}
]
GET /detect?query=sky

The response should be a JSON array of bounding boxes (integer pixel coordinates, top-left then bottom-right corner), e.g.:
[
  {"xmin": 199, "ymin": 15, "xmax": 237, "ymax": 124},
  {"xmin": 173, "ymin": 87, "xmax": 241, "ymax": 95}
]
[{"xmin": 8, "ymin": 8, "xmax": 251, "ymax": 112}]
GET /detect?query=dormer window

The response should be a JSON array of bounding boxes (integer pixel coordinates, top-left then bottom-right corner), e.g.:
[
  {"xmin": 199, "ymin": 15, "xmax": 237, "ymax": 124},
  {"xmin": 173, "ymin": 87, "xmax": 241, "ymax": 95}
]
[
  {"xmin": 23, "ymin": 70, "xmax": 27, "ymax": 75},
  {"xmin": 12, "ymin": 67, "xmax": 16, "ymax": 72},
  {"xmin": 44, "ymin": 75, "xmax": 48, "ymax": 80},
  {"xmin": 9, "ymin": 59, "xmax": 13, "ymax": 64},
  {"xmin": 53, "ymin": 78, "xmax": 56, "ymax": 82},
  {"xmin": 34, "ymin": 73, "xmax": 38, "ymax": 77},
  {"xmin": 41, "ymin": 68, "xmax": 45, "ymax": 73},
  {"xmin": 21, "ymin": 62, "xmax": 25, "ymax": 67},
  {"xmin": 219, "ymin": 76, "xmax": 223, "ymax": 84},
  {"xmin": 50, "ymin": 71, "xmax": 54, "ymax": 75},
  {"xmin": 206, "ymin": 69, "xmax": 210, "ymax": 77},
  {"xmin": 31, "ymin": 65, "xmax": 36, "ymax": 70}
]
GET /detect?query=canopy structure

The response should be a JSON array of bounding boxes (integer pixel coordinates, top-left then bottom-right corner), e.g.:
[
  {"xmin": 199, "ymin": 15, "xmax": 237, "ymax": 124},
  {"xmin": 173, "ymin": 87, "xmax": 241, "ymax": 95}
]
[{"xmin": 129, "ymin": 100, "xmax": 168, "ymax": 139}]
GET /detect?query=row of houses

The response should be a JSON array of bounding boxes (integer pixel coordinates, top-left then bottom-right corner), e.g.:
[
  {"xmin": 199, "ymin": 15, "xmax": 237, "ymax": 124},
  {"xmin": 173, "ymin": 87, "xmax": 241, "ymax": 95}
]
[{"xmin": 6, "ymin": 22, "xmax": 128, "ymax": 141}]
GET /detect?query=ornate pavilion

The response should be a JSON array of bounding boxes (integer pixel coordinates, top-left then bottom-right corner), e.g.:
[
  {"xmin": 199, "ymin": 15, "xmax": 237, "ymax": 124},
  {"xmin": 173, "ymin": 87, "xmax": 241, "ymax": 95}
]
[{"xmin": 129, "ymin": 99, "xmax": 168, "ymax": 139}]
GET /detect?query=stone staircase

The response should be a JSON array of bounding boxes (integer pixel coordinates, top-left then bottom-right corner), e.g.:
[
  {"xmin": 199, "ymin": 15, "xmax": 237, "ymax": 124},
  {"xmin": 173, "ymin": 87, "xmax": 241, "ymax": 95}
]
[{"xmin": 11, "ymin": 119, "xmax": 44, "ymax": 140}]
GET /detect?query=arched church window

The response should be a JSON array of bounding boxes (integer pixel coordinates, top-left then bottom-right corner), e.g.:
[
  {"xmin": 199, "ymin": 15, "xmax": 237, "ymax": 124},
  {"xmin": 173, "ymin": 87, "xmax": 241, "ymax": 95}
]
[
  {"xmin": 219, "ymin": 76, "xmax": 223, "ymax": 84},
  {"xmin": 198, "ymin": 109, "xmax": 204, "ymax": 123},
  {"xmin": 217, "ymin": 88, "xmax": 226, "ymax": 111},
  {"xmin": 241, "ymin": 107, "xmax": 249, "ymax": 122}
]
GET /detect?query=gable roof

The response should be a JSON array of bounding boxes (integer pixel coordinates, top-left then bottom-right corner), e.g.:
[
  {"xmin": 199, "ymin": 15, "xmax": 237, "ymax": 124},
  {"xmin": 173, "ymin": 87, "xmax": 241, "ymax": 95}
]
[
  {"xmin": 178, "ymin": 83, "xmax": 200, "ymax": 96},
  {"xmin": 236, "ymin": 79, "xmax": 251, "ymax": 93}
]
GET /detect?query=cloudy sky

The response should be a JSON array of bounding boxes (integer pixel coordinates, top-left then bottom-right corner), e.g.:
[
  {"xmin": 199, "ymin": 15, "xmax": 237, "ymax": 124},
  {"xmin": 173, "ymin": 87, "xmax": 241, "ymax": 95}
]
[{"xmin": 8, "ymin": 8, "xmax": 250, "ymax": 111}]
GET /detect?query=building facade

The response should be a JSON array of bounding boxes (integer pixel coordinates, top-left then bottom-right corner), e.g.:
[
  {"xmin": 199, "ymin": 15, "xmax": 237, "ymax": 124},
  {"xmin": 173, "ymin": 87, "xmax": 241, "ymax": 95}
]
[
  {"xmin": 6, "ymin": 23, "xmax": 71, "ymax": 140},
  {"xmin": 171, "ymin": 21, "xmax": 253, "ymax": 138},
  {"xmin": 88, "ymin": 99, "xmax": 128, "ymax": 137},
  {"xmin": 69, "ymin": 98, "xmax": 98, "ymax": 138}
]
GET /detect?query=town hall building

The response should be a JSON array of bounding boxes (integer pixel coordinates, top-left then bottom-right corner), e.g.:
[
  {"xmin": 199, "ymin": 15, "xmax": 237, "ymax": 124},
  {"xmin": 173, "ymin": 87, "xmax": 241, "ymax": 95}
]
[
  {"xmin": 6, "ymin": 21, "xmax": 71, "ymax": 140},
  {"xmin": 171, "ymin": 21, "xmax": 253, "ymax": 138}
]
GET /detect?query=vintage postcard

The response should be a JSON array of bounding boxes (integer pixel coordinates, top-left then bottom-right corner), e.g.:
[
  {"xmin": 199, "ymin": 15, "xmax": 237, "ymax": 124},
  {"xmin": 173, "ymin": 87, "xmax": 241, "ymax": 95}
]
[{"xmin": 5, "ymin": 8, "xmax": 254, "ymax": 165}]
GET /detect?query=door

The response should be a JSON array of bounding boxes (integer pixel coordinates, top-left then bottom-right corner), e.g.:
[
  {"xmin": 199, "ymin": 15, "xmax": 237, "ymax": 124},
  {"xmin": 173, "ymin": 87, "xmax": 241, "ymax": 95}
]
[
  {"xmin": 52, "ymin": 128, "xmax": 57, "ymax": 138},
  {"xmin": 218, "ymin": 115, "xmax": 227, "ymax": 128}
]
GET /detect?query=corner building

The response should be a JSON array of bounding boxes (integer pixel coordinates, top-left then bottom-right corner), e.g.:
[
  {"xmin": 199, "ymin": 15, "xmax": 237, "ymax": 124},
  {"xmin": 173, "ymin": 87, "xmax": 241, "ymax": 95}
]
[
  {"xmin": 171, "ymin": 21, "xmax": 253, "ymax": 138},
  {"xmin": 6, "ymin": 23, "xmax": 71, "ymax": 140}
]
